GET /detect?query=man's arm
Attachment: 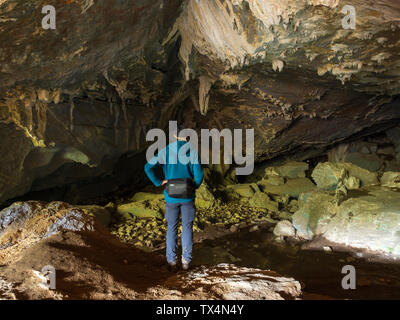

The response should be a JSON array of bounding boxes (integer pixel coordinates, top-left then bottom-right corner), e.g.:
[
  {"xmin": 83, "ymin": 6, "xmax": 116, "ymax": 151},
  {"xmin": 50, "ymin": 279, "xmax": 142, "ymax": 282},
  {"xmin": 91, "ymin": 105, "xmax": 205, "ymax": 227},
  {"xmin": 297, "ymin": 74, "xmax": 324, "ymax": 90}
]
[
  {"xmin": 144, "ymin": 148, "xmax": 166, "ymax": 187},
  {"xmin": 191, "ymin": 148, "xmax": 204, "ymax": 188}
]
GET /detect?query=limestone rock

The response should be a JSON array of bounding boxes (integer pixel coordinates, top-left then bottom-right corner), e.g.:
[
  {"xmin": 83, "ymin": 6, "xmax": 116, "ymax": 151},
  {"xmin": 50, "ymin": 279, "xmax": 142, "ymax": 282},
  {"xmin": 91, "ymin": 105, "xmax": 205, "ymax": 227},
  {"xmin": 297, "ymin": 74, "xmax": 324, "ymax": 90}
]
[
  {"xmin": 312, "ymin": 162, "xmax": 378, "ymax": 191},
  {"xmin": 344, "ymin": 176, "xmax": 361, "ymax": 190},
  {"xmin": 261, "ymin": 175, "xmax": 285, "ymax": 186},
  {"xmin": 0, "ymin": 0, "xmax": 399, "ymax": 207},
  {"xmin": 273, "ymin": 220, "xmax": 296, "ymax": 237},
  {"xmin": 248, "ymin": 192, "xmax": 279, "ymax": 212},
  {"xmin": 226, "ymin": 183, "xmax": 260, "ymax": 198},
  {"xmin": 311, "ymin": 162, "xmax": 346, "ymax": 190},
  {"xmin": 195, "ymin": 183, "xmax": 216, "ymax": 209},
  {"xmin": 265, "ymin": 162, "xmax": 308, "ymax": 179},
  {"xmin": 381, "ymin": 172, "xmax": 400, "ymax": 188},
  {"xmin": 293, "ymin": 187, "xmax": 400, "ymax": 255},
  {"xmin": 258, "ymin": 178, "xmax": 316, "ymax": 198},
  {"xmin": 170, "ymin": 264, "xmax": 302, "ymax": 300},
  {"xmin": 345, "ymin": 152, "xmax": 383, "ymax": 172},
  {"xmin": 117, "ymin": 199, "xmax": 164, "ymax": 220},
  {"xmin": 0, "ymin": 201, "xmax": 95, "ymax": 264},
  {"xmin": 131, "ymin": 192, "xmax": 164, "ymax": 202}
]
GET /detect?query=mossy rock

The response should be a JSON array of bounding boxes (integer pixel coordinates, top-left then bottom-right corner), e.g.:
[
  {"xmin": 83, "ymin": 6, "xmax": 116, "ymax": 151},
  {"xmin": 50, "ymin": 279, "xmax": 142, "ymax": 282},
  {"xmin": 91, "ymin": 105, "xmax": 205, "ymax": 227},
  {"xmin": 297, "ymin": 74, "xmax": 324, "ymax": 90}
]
[
  {"xmin": 131, "ymin": 192, "xmax": 164, "ymax": 202},
  {"xmin": 248, "ymin": 192, "xmax": 279, "ymax": 212},
  {"xmin": 312, "ymin": 162, "xmax": 378, "ymax": 191},
  {"xmin": 265, "ymin": 161, "xmax": 309, "ymax": 179},
  {"xmin": 226, "ymin": 183, "xmax": 260, "ymax": 198},
  {"xmin": 292, "ymin": 186, "xmax": 400, "ymax": 255},
  {"xmin": 345, "ymin": 152, "xmax": 383, "ymax": 172},
  {"xmin": 79, "ymin": 205, "xmax": 112, "ymax": 227},
  {"xmin": 195, "ymin": 183, "xmax": 216, "ymax": 209},
  {"xmin": 381, "ymin": 171, "xmax": 400, "ymax": 188},
  {"xmin": 261, "ymin": 175, "xmax": 285, "ymax": 186},
  {"xmin": 258, "ymin": 178, "xmax": 316, "ymax": 198},
  {"xmin": 117, "ymin": 200, "xmax": 164, "ymax": 219}
]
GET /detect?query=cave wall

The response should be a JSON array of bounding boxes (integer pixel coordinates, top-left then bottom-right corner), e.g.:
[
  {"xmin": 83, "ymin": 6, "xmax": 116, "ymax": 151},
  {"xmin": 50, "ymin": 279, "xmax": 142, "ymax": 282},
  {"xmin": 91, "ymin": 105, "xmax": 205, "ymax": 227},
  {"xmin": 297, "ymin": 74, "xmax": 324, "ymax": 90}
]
[{"xmin": 0, "ymin": 0, "xmax": 399, "ymax": 204}]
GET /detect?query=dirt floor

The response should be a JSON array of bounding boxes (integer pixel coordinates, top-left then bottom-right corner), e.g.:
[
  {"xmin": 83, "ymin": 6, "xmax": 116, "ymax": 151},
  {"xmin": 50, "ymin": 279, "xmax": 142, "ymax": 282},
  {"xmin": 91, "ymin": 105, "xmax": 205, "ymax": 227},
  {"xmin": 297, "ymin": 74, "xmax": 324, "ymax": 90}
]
[
  {"xmin": 1, "ymin": 224, "xmax": 180, "ymax": 300},
  {"xmin": 0, "ymin": 222, "xmax": 302, "ymax": 300}
]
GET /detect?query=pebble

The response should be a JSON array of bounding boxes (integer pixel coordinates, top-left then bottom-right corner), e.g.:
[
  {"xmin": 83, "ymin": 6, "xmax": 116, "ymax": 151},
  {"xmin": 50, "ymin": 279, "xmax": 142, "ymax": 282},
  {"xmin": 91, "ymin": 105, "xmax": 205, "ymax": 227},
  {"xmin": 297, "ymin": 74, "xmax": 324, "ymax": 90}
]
[
  {"xmin": 249, "ymin": 225, "xmax": 259, "ymax": 232},
  {"xmin": 323, "ymin": 246, "xmax": 333, "ymax": 253}
]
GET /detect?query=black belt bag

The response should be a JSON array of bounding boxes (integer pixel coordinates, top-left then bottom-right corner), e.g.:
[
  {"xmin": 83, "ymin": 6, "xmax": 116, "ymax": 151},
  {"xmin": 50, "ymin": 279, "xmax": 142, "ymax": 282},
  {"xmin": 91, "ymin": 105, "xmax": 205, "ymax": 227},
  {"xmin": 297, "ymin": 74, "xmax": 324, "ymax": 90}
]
[{"xmin": 165, "ymin": 178, "xmax": 195, "ymax": 199}]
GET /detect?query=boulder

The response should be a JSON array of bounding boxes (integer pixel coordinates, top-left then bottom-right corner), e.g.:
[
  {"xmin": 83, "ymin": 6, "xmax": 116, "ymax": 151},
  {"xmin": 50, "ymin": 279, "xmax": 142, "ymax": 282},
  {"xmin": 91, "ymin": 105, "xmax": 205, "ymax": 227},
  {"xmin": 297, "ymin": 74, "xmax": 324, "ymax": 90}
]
[
  {"xmin": 292, "ymin": 187, "xmax": 400, "ymax": 255},
  {"xmin": 344, "ymin": 163, "xmax": 379, "ymax": 186},
  {"xmin": 311, "ymin": 162, "xmax": 378, "ymax": 191},
  {"xmin": 226, "ymin": 183, "xmax": 260, "ymax": 198},
  {"xmin": 170, "ymin": 264, "xmax": 302, "ymax": 300},
  {"xmin": 131, "ymin": 192, "xmax": 164, "ymax": 202},
  {"xmin": 265, "ymin": 161, "xmax": 309, "ymax": 179},
  {"xmin": 273, "ymin": 220, "xmax": 296, "ymax": 237},
  {"xmin": 248, "ymin": 192, "xmax": 279, "ymax": 212},
  {"xmin": 311, "ymin": 162, "xmax": 346, "ymax": 191},
  {"xmin": 195, "ymin": 184, "xmax": 216, "ymax": 209},
  {"xmin": 261, "ymin": 175, "xmax": 285, "ymax": 186},
  {"xmin": 381, "ymin": 172, "xmax": 400, "ymax": 188},
  {"xmin": 117, "ymin": 199, "xmax": 164, "ymax": 219},
  {"xmin": 258, "ymin": 178, "xmax": 316, "ymax": 198},
  {"xmin": 345, "ymin": 152, "xmax": 383, "ymax": 172}
]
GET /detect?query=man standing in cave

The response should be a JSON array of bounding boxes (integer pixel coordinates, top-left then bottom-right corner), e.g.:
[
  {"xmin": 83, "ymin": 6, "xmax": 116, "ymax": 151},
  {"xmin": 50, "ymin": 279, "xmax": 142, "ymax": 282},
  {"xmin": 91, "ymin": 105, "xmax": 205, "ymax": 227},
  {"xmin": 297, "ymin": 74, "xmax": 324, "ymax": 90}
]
[{"xmin": 144, "ymin": 125, "xmax": 204, "ymax": 271}]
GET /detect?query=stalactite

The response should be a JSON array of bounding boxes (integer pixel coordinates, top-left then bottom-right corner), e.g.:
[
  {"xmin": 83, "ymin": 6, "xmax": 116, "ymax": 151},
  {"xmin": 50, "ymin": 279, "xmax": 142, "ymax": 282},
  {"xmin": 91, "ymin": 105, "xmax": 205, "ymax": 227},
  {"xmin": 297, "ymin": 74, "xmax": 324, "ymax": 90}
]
[
  {"xmin": 69, "ymin": 96, "xmax": 75, "ymax": 131},
  {"xmin": 108, "ymin": 96, "xmax": 113, "ymax": 115},
  {"xmin": 198, "ymin": 76, "xmax": 214, "ymax": 116},
  {"xmin": 121, "ymin": 99, "xmax": 128, "ymax": 122}
]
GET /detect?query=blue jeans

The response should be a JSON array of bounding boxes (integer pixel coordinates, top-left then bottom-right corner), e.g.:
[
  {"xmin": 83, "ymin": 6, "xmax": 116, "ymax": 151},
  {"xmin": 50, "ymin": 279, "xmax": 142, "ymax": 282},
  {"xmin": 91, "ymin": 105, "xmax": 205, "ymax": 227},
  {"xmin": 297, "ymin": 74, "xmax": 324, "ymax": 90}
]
[{"xmin": 165, "ymin": 201, "xmax": 195, "ymax": 264}]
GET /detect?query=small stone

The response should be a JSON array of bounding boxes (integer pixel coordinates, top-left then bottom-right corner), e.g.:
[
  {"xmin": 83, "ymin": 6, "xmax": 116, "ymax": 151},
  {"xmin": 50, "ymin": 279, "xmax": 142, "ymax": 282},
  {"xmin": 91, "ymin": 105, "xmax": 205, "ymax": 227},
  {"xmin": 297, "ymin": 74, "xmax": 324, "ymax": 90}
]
[
  {"xmin": 273, "ymin": 220, "xmax": 296, "ymax": 237},
  {"xmin": 381, "ymin": 171, "xmax": 400, "ymax": 188},
  {"xmin": 249, "ymin": 225, "xmax": 259, "ymax": 232},
  {"xmin": 345, "ymin": 176, "xmax": 361, "ymax": 190},
  {"xmin": 230, "ymin": 224, "xmax": 239, "ymax": 233},
  {"xmin": 323, "ymin": 246, "xmax": 332, "ymax": 253},
  {"xmin": 249, "ymin": 192, "xmax": 279, "ymax": 212}
]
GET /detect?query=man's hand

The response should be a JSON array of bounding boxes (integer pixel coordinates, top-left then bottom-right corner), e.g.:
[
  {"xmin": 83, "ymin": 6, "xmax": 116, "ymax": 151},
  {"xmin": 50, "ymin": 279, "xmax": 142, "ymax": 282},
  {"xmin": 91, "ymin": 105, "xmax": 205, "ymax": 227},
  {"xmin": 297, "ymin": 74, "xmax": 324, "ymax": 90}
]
[{"xmin": 161, "ymin": 180, "xmax": 168, "ymax": 186}]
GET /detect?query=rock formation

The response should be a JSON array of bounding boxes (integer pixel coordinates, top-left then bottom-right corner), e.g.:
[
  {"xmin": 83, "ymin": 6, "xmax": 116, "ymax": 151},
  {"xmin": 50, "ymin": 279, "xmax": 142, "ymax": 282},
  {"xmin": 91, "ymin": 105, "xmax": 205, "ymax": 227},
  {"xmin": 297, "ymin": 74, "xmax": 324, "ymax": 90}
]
[{"xmin": 0, "ymin": 0, "xmax": 399, "ymax": 204}]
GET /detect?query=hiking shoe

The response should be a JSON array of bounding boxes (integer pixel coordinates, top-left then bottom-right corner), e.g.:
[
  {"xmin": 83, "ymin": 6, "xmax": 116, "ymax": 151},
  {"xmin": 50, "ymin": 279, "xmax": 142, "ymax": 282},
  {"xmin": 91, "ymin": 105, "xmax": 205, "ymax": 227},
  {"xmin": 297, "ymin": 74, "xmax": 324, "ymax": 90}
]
[
  {"xmin": 182, "ymin": 262, "xmax": 190, "ymax": 271},
  {"xmin": 182, "ymin": 258, "xmax": 190, "ymax": 271}
]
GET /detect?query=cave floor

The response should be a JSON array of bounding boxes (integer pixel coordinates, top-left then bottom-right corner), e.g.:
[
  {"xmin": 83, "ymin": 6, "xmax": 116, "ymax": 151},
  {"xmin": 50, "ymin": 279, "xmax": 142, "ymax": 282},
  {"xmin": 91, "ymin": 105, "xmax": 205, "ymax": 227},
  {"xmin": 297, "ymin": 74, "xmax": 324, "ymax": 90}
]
[
  {"xmin": 185, "ymin": 226, "xmax": 400, "ymax": 300},
  {"xmin": 2, "ymin": 217, "xmax": 400, "ymax": 300}
]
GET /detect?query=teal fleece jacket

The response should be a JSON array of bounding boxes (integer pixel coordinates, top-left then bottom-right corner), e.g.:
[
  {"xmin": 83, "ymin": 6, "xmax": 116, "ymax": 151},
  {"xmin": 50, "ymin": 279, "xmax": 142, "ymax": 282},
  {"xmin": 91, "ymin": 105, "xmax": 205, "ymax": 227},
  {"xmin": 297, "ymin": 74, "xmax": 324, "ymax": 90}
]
[{"xmin": 144, "ymin": 140, "xmax": 204, "ymax": 203}]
